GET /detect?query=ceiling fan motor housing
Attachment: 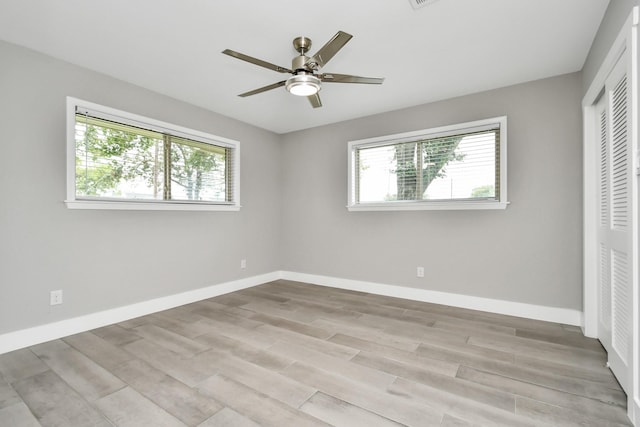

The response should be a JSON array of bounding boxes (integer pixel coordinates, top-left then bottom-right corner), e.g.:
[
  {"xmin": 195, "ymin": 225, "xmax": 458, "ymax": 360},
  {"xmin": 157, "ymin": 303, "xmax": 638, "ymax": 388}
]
[{"xmin": 292, "ymin": 54, "xmax": 314, "ymax": 73}]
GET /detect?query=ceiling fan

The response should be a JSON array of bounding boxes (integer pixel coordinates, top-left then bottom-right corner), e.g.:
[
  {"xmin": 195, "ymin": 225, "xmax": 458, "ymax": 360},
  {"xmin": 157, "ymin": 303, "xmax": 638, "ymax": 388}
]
[{"xmin": 222, "ymin": 31, "xmax": 384, "ymax": 108}]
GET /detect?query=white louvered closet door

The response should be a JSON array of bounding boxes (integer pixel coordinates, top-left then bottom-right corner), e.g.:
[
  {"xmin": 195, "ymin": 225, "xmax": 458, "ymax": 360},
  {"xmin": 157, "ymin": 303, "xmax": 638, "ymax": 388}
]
[{"xmin": 597, "ymin": 52, "xmax": 633, "ymax": 393}]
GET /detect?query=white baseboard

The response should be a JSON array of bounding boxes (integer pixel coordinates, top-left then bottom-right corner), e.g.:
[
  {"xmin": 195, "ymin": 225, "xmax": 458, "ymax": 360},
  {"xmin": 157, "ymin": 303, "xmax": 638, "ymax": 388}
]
[
  {"xmin": 280, "ymin": 271, "xmax": 582, "ymax": 326},
  {"xmin": 0, "ymin": 270, "xmax": 583, "ymax": 355},
  {"xmin": 0, "ymin": 272, "xmax": 280, "ymax": 355}
]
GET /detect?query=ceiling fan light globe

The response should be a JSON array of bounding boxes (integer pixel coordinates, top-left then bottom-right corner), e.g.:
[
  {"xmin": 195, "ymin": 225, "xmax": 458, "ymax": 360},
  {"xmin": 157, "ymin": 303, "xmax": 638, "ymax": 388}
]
[
  {"xmin": 286, "ymin": 74, "xmax": 321, "ymax": 96},
  {"xmin": 289, "ymin": 84, "xmax": 319, "ymax": 96}
]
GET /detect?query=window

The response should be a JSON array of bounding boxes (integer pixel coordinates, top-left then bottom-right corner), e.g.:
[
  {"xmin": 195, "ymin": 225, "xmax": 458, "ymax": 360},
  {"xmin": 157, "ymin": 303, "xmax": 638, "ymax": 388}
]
[
  {"xmin": 66, "ymin": 97, "xmax": 240, "ymax": 211},
  {"xmin": 348, "ymin": 117, "xmax": 507, "ymax": 211}
]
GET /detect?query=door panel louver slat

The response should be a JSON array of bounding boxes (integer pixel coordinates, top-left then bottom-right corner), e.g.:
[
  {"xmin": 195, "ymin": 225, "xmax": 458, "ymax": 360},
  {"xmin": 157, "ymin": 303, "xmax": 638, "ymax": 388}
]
[
  {"xmin": 599, "ymin": 110, "xmax": 608, "ymax": 226},
  {"xmin": 599, "ymin": 244, "xmax": 612, "ymax": 329},
  {"xmin": 611, "ymin": 249, "xmax": 630, "ymax": 363},
  {"xmin": 610, "ymin": 76, "xmax": 628, "ymax": 231}
]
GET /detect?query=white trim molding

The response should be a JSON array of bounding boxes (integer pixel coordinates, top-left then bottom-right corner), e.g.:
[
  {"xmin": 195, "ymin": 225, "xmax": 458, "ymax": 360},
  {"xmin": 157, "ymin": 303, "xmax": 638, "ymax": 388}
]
[
  {"xmin": 347, "ymin": 200, "xmax": 509, "ymax": 212},
  {"xmin": 64, "ymin": 200, "xmax": 241, "ymax": 211},
  {"xmin": 0, "ymin": 270, "xmax": 583, "ymax": 356},
  {"xmin": 0, "ymin": 272, "xmax": 279, "ymax": 355},
  {"xmin": 280, "ymin": 271, "xmax": 582, "ymax": 326}
]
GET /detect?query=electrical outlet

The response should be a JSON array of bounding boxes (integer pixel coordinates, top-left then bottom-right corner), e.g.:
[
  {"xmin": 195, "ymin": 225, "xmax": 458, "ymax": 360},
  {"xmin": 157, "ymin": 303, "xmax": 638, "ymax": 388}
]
[
  {"xmin": 240, "ymin": 259, "xmax": 247, "ymax": 269},
  {"xmin": 417, "ymin": 267, "xmax": 425, "ymax": 278},
  {"xmin": 50, "ymin": 290, "xmax": 63, "ymax": 305}
]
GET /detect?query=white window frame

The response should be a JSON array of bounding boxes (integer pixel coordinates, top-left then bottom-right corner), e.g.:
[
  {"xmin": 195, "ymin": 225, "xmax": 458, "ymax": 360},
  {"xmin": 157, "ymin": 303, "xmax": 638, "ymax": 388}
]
[
  {"xmin": 65, "ymin": 97, "xmax": 240, "ymax": 211},
  {"xmin": 347, "ymin": 116, "xmax": 508, "ymax": 211}
]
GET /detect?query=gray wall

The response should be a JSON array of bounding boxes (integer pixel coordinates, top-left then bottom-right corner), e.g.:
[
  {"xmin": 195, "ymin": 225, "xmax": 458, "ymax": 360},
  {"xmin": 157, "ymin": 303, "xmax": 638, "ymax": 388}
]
[
  {"xmin": 280, "ymin": 73, "xmax": 584, "ymax": 310},
  {"xmin": 0, "ymin": 41, "xmax": 282, "ymax": 334},
  {"xmin": 583, "ymin": 0, "xmax": 638, "ymax": 93},
  {"xmin": 0, "ymin": 37, "xmax": 587, "ymax": 337}
]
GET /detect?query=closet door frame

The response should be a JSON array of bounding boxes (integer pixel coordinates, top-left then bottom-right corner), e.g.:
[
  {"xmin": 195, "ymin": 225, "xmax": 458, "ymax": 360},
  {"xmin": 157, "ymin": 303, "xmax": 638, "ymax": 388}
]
[{"xmin": 583, "ymin": 7, "xmax": 639, "ymax": 425}]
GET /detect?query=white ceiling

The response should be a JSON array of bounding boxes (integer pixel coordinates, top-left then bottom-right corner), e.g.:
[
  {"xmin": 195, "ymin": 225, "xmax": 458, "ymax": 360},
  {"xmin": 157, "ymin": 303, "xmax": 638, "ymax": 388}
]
[{"xmin": 0, "ymin": 0, "xmax": 609, "ymax": 134}]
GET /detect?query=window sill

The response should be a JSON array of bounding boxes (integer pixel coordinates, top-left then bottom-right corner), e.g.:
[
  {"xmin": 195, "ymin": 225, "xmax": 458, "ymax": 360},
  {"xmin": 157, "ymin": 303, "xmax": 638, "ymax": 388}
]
[
  {"xmin": 347, "ymin": 201, "xmax": 509, "ymax": 211},
  {"xmin": 65, "ymin": 200, "xmax": 241, "ymax": 211}
]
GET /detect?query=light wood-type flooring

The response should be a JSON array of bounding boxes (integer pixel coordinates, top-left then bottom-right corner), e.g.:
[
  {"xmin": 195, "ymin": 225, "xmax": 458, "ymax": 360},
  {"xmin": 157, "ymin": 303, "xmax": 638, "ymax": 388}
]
[{"xmin": 0, "ymin": 280, "xmax": 632, "ymax": 426}]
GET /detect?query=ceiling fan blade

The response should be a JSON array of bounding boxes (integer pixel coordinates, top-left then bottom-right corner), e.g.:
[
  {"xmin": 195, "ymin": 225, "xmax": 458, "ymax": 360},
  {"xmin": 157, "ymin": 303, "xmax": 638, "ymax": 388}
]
[
  {"xmin": 238, "ymin": 80, "xmax": 287, "ymax": 97},
  {"xmin": 319, "ymin": 73, "xmax": 385, "ymax": 84},
  {"xmin": 305, "ymin": 31, "xmax": 353, "ymax": 70},
  {"xmin": 307, "ymin": 93, "xmax": 322, "ymax": 108},
  {"xmin": 222, "ymin": 49, "xmax": 292, "ymax": 74}
]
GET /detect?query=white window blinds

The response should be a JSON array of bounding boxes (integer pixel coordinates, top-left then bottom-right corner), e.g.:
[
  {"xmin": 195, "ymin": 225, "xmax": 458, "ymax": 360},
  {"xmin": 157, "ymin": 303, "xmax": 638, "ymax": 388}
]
[
  {"xmin": 72, "ymin": 102, "xmax": 237, "ymax": 206},
  {"xmin": 348, "ymin": 117, "xmax": 507, "ymax": 211}
]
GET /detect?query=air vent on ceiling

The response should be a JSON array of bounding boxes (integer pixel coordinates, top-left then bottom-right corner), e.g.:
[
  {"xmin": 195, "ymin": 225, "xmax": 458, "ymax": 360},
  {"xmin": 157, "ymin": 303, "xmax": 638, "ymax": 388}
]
[{"xmin": 409, "ymin": 0, "xmax": 438, "ymax": 10}]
